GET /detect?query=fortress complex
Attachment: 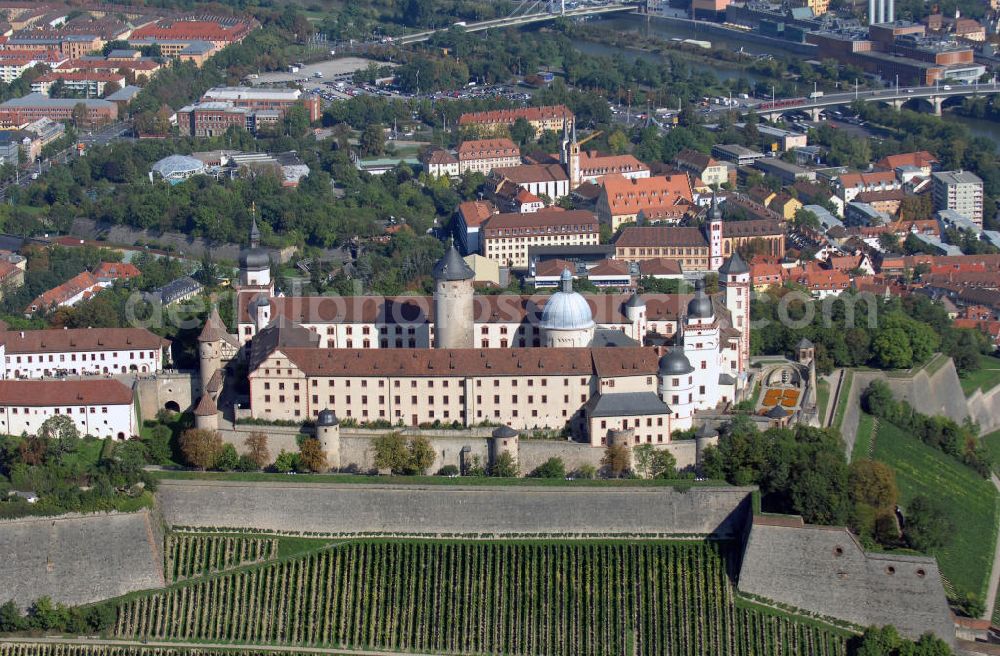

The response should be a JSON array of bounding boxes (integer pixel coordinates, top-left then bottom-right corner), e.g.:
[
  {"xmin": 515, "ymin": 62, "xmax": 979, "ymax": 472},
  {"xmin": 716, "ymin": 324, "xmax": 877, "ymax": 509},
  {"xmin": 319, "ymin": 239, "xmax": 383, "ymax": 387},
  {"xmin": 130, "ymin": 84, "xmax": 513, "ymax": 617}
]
[{"xmin": 197, "ymin": 218, "xmax": 752, "ymax": 448}]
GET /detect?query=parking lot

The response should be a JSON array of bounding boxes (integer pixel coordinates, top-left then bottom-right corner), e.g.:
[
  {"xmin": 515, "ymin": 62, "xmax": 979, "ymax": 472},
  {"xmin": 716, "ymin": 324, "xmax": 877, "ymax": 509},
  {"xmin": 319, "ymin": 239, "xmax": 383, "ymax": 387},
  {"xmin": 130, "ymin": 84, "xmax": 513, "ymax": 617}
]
[{"xmin": 247, "ymin": 57, "xmax": 390, "ymax": 92}]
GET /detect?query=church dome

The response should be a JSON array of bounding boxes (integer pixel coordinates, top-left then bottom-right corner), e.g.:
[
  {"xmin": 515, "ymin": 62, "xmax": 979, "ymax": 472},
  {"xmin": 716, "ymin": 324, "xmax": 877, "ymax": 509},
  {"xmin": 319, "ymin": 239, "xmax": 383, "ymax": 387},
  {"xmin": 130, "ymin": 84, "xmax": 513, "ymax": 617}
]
[
  {"xmin": 686, "ymin": 279, "xmax": 714, "ymax": 319},
  {"xmin": 540, "ymin": 269, "xmax": 595, "ymax": 331},
  {"xmin": 659, "ymin": 349, "xmax": 695, "ymax": 375},
  {"xmin": 240, "ymin": 247, "xmax": 270, "ymax": 270}
]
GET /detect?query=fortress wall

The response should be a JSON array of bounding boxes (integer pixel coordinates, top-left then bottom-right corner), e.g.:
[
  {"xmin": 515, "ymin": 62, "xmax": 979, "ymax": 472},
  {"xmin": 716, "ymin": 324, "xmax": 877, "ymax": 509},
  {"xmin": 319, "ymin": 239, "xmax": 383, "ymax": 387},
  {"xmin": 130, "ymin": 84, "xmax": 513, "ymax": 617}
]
[
  {"xmin": 157, "ymin": 480, "xmax": 754, "ymax": 537},
  {"xmin": 883, "ymin": 358, "xmax": 969, "ymax": 425},
  {"xmin": 738, "ymin": 517, "xmax": 954, "ymax": 645},
  {"xmin": 0, "ymin": 511, "xmax": 164, "ymax": 608}
]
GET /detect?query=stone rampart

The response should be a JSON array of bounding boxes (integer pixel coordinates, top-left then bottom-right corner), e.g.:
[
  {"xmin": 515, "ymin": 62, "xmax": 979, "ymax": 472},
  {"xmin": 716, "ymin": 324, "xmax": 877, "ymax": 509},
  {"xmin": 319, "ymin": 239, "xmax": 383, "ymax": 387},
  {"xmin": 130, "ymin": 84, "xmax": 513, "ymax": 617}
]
[
  {"xmin": 0, "ymin": 511, "xmax": 164, "ymax": 608},
  {"xmin": 968, "ymin": 384, "xmax": 1000, "ymax": 435},
  {"xmin": 738, "ymin": 516, "xmax": 954, "ymax": 645},
  {"xmin": 157, "ymin": 480, "xmax": 753, "ymax": 538},
  {"xmin": 136, "ymin": 371, "xmax": 199, "ymax": 420}
]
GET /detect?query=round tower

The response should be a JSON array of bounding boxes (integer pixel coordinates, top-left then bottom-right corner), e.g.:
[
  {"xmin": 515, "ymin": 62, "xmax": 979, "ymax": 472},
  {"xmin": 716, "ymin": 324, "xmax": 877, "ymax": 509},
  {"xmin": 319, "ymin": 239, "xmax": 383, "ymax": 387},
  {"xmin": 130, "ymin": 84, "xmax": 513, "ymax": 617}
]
[
  {"xmin": 193, "ymin": 394, "xmax": 218, "ymax": 431},
  {"xmin": 607, "ymin": 428, "xmax": 635, "ymax": 473},
  {"xmin": 490, "ymin": 425, "xmax": 519, "ymax": 471},
  {"xmin": 316, "ymin": 409, "xmax": 341, "ymax": 471},
  {"xmin": 694, "ymin": 423, "xmax": 719, "ymax": 463},
  {"xmin": 197, "ymin": 306, "xmax": 224, "ymax": 387},
  {"xmin": 432, "ymin": 245, "xmax": 475, "ymax": 349},
  {"xmin": 719, "ymin": 250, "xmax": 751, "ymax": 374},
  {"xmin": 708, "ymin": 192, "xmax": 724, "ymax": 271},
  {"xmin": 624, "ymin": 292, "xmax": 646, "ymax": 344},
  {"xmin": 540, "ymin": 270, "xmax": 596, "ymax": 348},
  {"xmin": 658, "ymin": 349, "xmax": 696, "ymax": 431}
]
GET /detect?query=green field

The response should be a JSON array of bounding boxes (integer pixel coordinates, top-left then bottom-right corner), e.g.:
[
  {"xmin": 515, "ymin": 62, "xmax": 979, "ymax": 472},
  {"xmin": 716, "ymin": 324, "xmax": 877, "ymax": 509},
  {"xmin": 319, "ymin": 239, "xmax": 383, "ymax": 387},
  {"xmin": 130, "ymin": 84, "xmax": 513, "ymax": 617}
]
[
  {"xmin": 960, "ymin": 354, "xmax": 1000, "ymax": 396},
  {"xmin": 0, "ymin": 647, "xmax": 308, "ymax": 655},
  {"xmin": 873, "ymin": 421, "xmax": 999, "ymax": 599},
  {"xmin": 982, "ymin": 430, "xmax": 1000, "ymax": 476},
  {"xmin": 110, "ymin": 537, "xmax": 849, "ymax": 656},
  {"xmin": 850, "ymin": 412, "xmax": 877, "ymax": 462}
]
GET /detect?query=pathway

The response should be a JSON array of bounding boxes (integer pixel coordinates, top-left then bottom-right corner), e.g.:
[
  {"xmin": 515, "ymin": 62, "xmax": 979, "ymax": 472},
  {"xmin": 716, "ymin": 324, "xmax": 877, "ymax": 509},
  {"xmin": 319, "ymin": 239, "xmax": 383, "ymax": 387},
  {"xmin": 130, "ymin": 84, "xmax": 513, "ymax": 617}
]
[{"xmin": 820, "ymin": 369, "xmax": 843, "ymax": 428}]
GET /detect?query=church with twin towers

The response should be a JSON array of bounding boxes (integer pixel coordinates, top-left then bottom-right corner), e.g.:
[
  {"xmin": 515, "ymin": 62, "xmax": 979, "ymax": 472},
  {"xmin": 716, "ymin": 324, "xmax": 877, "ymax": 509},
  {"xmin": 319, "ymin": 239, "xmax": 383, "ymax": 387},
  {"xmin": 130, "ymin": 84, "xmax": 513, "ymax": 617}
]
[{"xmin": 196, "ymin": 218, "xmax": 752, "ymax": 447}]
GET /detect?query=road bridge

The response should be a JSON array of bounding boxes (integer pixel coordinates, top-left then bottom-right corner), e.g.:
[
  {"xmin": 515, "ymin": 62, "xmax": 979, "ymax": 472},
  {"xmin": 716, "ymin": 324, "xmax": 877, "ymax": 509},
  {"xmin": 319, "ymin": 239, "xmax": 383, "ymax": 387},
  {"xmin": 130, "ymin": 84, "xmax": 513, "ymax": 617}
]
[
  {"xmin": 396, "ymin": 4, "xmax": 636, "ymax": 45},
  {"xmin": 748, "ymin": 82, "xmax": 1000, "ymax": 120}
]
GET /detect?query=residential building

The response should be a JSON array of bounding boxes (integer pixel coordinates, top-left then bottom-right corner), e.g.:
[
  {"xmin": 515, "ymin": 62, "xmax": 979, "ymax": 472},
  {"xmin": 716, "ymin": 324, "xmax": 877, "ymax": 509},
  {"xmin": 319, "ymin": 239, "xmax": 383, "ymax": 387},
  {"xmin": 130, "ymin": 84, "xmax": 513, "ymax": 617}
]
[
  {"xmin": 932, "ymin": 170, "xmax": 983, "ymax": 226},
  {"xmin": 574, "ymin": 151, "xmax": 650, "ymax": 185},
  {"xmin": 674, "ymin": 149, "xmax": 733, "ymax": 188},
  {"xmin": 596, "ymin": 174, "xmax": 694, "ymax": 231},
  {"xmin": 0, "ymin": 259, "xmax": 25, "ymax": 300},
  {"xmin": 481, "ymin": 209, "xmax": 599, "ymax": 269},
  {"xmin": 768, "ymin": 193, "xmax": 803, "ymax": 221},
  {"xmin": 93, "ymin": 262, "xmax": 140, "ymax": 283},
  {"xmin": 834, "ymin": 170, "xmax": 900, "ymax": 203},
  {"xmin": 0, "ymin": 327, "xmax": 170, "ymax": 378},
  {"xmin": 458, "ymin": 105, "xmax": 573, "ymax": 137},
  {"xmin": 0, "ymin": 379, "xmax": 138, "ymax": 440},
  {"xmin": 147, "ymin": 276, "xmax": 203, "ymax": 306},
  {"xmin": 854, "ymin": 189, "xmax": 905, "ymax": 217},
  {"xmin": 877, "ymin": 150, "xmax": 936, "ymax": 177},
  {"xmin": 422, "ymin": 148, "xmax": 460, "ymax": 178},
  {"xmin": 30, "ymin": 71, "xmax": 125, "ymax": 96},
  {"xmin": 128, "ymin": 16, "xmax": 256, "ymax": 50},
  {"xmin": 24, "ymin": 271, "xmax": 106, "ymax": 315}
]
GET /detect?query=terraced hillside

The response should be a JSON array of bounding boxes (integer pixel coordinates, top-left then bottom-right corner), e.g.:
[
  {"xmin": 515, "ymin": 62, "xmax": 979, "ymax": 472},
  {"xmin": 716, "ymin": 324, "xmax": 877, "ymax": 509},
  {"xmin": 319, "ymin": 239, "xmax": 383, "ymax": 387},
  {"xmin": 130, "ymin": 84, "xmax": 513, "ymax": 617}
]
[{"xmin": 111, "ymin": 538, "xmax": 850, "ymax": 656}]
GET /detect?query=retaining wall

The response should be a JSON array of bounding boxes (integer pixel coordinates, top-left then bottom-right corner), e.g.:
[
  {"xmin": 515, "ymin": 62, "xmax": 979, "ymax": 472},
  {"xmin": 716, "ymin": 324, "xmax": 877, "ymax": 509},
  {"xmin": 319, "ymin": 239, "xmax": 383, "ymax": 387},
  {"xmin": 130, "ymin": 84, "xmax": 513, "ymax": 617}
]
[
  {"xmin": 0, "ymin": 511, "xmax": 164, "ymax": 608},
  {"xmin": 157, "ymin": 480, "xmax": 753, "ymax": 537}
]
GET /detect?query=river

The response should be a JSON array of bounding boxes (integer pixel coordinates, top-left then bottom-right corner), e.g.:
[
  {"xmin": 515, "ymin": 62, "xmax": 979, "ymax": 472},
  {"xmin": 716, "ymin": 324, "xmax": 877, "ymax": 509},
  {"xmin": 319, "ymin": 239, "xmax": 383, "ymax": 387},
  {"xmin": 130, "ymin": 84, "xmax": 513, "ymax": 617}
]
[{"xmin": 583, "ymin": 13, "xmax": 1000, "ymax": 147}]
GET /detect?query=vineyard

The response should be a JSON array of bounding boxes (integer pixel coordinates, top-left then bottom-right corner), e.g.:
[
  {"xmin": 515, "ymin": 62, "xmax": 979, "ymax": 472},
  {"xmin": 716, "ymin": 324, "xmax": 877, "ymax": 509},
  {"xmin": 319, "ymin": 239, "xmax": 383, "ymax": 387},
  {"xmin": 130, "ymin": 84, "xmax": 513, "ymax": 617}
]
[
  {"xmin": 113, "ymin": 539, "xmax": 850, "ymax": 656},
  {"xmin": 0, "ymin": 647, "xmax": 316, "ymax": 656},
  {"xmin": 164, "ymin": 534, "xmax": 278, "ymax": 582}
]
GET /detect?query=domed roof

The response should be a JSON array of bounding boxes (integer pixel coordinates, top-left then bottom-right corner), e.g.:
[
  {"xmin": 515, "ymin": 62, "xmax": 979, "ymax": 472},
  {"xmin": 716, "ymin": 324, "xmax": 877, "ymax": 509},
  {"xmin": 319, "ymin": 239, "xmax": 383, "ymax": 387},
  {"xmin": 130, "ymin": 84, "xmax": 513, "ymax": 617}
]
[
  {"xmin": 240, "ymin": 248, "xmax": 270, "ymax": 270},
  {"xmin": 695, "ymin": 423, "xmax": 719, "ymax": 438},
  {"xmin": 540, "ymin": 269, "xmax": 595, "ymax": 331},
  {"xmin": 433, "ymin": 245, "xmax": 474, "ymax": 281},
  {"xmin": 151, "ymin": 154, "xmax": 205, "ymax": 179},
  {"xmin": 767, "ymin": 405, "xmax": 790, "ymax": 419},
  {"xmin": 317, "ymin": 409, "xmax": 339, "ymax": 426},
  {"xmin": 686, "ymin": 279, "xmax": 714, "ymax": 319},
  {"xmin": 492, "ymin": 425, "xmax": 518, "ymax": 439},
  {"xmin": 625, "ymin": 292, "xmax": 645, "ymax": 309},
  {"xmin": 659, "ymin": 349, "xmax": 694, "ymax": 375}
]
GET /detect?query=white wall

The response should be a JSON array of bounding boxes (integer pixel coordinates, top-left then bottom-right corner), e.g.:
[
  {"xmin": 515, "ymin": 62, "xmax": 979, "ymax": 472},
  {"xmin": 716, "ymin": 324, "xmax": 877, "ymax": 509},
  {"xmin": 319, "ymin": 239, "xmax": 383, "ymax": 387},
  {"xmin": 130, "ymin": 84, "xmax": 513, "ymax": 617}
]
[{"xmin": 0, "ymin": 401, "xmax": 136, "ymax": 439}]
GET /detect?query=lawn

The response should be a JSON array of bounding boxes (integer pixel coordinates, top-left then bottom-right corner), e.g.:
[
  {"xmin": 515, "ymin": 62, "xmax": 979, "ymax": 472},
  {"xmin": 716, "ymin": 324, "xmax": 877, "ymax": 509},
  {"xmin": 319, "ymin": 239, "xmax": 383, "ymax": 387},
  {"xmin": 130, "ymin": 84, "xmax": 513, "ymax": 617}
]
[
  {"xmin": 960, "ymin": 354, "xmax": 1000, "ymax": 397},
  {"xmin": 60, "ymin": 437, "xmax": 106, "ymax": 469},
  {"xmin": 850, "ymin": 411, "xmax": 876, "ymax": 462},
  {"xmin": 816, "ymin": 379, "xmax": 830, "ymax": 424},
  {"xmin": 152, "ymin": 469, "xmax": 730, "ymax": 488},
  {"xmin": 981, "ymin": 430, "xmax": 1000, "ymax": 476},
  {"xmin": 873, "ymin": 421, "xmax": 999, "ymax": 600}
]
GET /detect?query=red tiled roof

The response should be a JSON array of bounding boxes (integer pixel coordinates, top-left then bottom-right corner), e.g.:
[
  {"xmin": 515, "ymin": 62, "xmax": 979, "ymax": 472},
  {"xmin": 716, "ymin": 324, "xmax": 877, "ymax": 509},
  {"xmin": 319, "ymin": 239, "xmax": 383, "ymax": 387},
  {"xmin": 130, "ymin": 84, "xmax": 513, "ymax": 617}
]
[
  {"xmin": 457, "ymin": 138, "xmax": 519, "ymax": 161},
  {"xmin": 588, "ymin": 259, "xmax": 630, "ymax": 276},
  {"xmin": 25, "ymin": 271, "xmax": 103, "ymax": 313},
  {"xmin": 534, "ymin": 259, "xmax": 576, "ymax": 277},
  {"xmin": 837, "ymin": 171, "xmax": 897, "ymax": 188},
  {"xmin": 458, "ymin": 104, "xmax": 573, "ymax": 127},
  {"xmin": 638, "ymin": 258, "xmax": 683, "ymax": 276},
  {"xmin": 0, "ymin": 327, "xmax": 168, "ymax": 353},
  {"xmin": 457, "ymin": 200, "xmax": 495, "ymax": 229},
  {"xmin": 578, "ymin": 151, "xmax": 649, "ymax": 177},
  {"xmin": 615, "ymin": 226, "xmax": 707, "ymax": 249},
  {"xmin": 0, "ymin": 379, "xmax": 133, "ymax": 406},
  {"xmin": 35, "ymin": 71, "xmax": 125, "ymax": 83},
  {"xmin": 601, "ymin": 174, "xmax": 693, "ymax": 216},
  {"xmin": 493, "ymin": 163, "xmax": 567, "ymax": 184},
  {"xmin": 876, "ymin": 151, "xmax": 937, "ymax": 171},
  {"xmin": 130, "ymin": 18, "xmax": 255, "ymax": 43},
  {"xmin": 93, "ymin": 261, "xmax": 141, "ymax": 280}
]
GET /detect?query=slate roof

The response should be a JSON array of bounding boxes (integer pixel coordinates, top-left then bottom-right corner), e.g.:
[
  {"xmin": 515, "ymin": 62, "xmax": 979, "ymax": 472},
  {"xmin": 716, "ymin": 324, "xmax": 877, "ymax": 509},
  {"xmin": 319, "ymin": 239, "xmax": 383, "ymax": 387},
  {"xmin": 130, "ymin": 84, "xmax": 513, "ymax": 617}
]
[{"xmin": 587, "ymin": 391, "xmax": 670, "ymax": 417}]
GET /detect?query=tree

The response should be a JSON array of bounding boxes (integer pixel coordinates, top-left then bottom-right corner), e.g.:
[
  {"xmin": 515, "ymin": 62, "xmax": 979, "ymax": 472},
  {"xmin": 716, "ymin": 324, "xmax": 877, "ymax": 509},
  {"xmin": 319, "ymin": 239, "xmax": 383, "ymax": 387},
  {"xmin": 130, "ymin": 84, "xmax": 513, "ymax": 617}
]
[
  {"xmin": 607, "ymin": 130, "xmax": 629, "ymax": 155},
  {"xmin": 491, "ymin": 451, "xmax": 519, "ymax": 477},
  {"xmin": 272, "ymin": 449, "xmax": 300, "ymax": 473},
  {"xmin": 214, "ymin": 443, "xmax": 239, "ymax": 472},
  {"xmin": 904, "ymin": 495, "xmax": 953, "ymax": 552},
  {"xmin": 359, "ymin": 123, "xmax": 386, "ymax": 157},
  {"xmin": 651, "ymin": 449, "xmax": 677, "ymax": 479},
  {"xmin": 372, "ymin": 432, "xmax": 409, "ymax": 473},
  {"xmin": 532, "ymin": 457, "xmax": 566, "ymax": 479},
  {"xmin": 71, "ymin": 102, "xmax": 87, "ymax": 129},
  {"xmin": 508, "ymin": 117, "xmax": 535, "ymax": 146},
  {"xmin": 406, "ymin": 435, "xmax": 435, "ymax": 474},
  {"xmin": 37, "ymin": 415, "xmax": 80, "ymax": 455},
  {"xmin": 178, "ymin": 429, "xmax": 223, "ymax": 470},
  {"xmin": 299, "ymin": 437, "xmax": 328, "ymax": 473},
  {"xmin": 633, "ymin": 443, "xmax": 655, "ymax": 478},
  {"xmin": 102, "ymin": 80, "xmax": 120, "ymax": 98},
  {"xmin": 872, "ymin": 327, "xmax": 913, "ymax": 369},
  {"xmin": 244, "ymin": 432, "xmax": 270, "ymax": 469},
  {"xmin": 602, "ymin": 444, "xmax": 630, "ymax": 478},
  {"xmin": 848, "ymin": 459, "xmax": 898, "ymax": 511},
  {"xmin": 0, "ymin": 601, "xmax": 24, "ymax": 632},
  {"xmin": 28, "ymin": 597, "xmax": 67, "ymax": 630}
]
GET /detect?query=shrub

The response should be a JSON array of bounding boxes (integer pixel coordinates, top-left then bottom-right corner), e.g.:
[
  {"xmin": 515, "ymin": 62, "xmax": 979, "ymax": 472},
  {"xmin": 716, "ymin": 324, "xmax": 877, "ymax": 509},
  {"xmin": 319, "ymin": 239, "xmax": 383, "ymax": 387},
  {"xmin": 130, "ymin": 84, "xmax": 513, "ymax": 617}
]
[
  {"xmin": 438, "ymin": 464, "xmax": 459, "ymax": 476},
  {"xmin": 532, "ymin": 457, "xmax": 565, "ymax": 479}
]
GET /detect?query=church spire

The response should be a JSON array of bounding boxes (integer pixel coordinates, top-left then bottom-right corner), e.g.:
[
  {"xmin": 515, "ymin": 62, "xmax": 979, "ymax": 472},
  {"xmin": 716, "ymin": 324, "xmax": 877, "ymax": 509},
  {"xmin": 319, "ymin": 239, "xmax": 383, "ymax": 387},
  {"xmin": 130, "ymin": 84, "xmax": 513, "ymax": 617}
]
[{"xmin": 249, "ymin": 203, "xmax": 260, "ymax": 249}]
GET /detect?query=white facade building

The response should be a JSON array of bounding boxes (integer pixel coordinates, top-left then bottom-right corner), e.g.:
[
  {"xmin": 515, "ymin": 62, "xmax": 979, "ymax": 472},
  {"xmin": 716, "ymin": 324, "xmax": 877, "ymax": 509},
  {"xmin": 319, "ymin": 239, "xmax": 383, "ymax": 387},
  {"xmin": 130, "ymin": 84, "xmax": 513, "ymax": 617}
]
[
  {"xmin": 0, "ymin": 327, "xmax": 170, "ymax": 379},
  {"xmin": 0, "ymin": 379, "xmax": 138, "ymax": 439}
]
